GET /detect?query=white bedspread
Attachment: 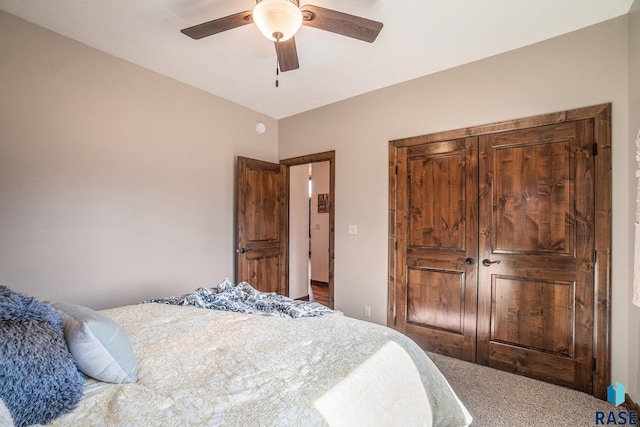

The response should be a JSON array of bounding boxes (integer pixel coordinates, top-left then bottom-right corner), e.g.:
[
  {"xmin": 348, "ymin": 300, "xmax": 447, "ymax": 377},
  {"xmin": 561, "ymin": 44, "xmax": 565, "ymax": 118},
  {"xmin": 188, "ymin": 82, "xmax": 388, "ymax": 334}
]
[{"xmin": 48, "ymin": 303, "xmax": 471, "ymax": 427}]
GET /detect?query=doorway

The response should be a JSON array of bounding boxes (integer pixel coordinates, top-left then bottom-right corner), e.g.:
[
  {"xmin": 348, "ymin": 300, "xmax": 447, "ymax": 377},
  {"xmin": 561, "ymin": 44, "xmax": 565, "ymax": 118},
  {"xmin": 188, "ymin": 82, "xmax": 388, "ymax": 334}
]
[
  {"xmin": 281, "ymin": 151, "xmax": 335, "ymax": 309},
  {"xmin": 289, "ymin": 162, "xmax": 330, "ymax": 305}
]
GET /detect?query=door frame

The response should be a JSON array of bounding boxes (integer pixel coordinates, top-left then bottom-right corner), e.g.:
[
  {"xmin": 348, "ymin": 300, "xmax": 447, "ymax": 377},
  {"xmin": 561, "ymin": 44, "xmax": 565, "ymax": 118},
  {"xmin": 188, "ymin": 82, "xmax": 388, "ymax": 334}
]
[
  {"xmin": 281, "ymin": 151, "xmax": 336, "ymax": 309},
  {"xmin": 388, "ymin": 104, "xmax": 612, "ymax": 399}
]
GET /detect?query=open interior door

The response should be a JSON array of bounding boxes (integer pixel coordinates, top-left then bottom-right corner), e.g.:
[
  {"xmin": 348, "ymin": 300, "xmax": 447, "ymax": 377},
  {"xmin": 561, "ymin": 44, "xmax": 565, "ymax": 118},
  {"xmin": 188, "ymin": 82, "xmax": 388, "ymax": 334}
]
[{"xmin": 236, "ymin": 156, "xmax": 288, "ymax": 295}]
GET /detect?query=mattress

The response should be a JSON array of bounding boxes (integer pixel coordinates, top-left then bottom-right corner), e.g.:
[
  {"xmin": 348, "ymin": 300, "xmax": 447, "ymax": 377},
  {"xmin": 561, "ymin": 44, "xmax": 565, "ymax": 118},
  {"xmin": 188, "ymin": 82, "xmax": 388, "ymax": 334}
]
[{"xmin": 47, "ymin": 303, "xmax": 471, "ymax": 426}]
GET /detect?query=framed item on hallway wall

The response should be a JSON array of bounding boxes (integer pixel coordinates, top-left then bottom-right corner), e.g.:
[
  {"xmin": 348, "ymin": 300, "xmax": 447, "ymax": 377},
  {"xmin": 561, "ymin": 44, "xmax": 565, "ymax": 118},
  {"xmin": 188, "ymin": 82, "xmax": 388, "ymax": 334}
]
[{"xmin": 318, "ymin": 193, "xmax": 329, "ymax": 213}]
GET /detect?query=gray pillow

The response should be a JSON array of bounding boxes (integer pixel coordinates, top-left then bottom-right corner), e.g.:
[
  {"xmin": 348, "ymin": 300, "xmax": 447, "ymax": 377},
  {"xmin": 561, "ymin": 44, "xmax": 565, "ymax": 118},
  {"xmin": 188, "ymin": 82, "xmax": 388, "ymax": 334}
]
[
  {"xmin": 0, "ymin": 397, "xmax": 14, "ymax": 427},
  {"xmin": 51, "ymin": 302, "xmax": 138, "ymax": 384}
]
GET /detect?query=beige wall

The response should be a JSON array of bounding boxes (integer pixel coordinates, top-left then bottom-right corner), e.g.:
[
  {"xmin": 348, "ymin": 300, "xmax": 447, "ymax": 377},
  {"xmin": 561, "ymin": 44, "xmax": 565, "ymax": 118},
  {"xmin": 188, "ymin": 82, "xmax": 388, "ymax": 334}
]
[
  {"xmin": 280, "ymin": 16, "xmax": 635, "ymax": 397},
  {"xmin": 0, "ymin": 10, "xmax": 278, "ymax": 309},
  {"xmin": 628, "ymin": 0, "xmax": 640, "ymax": 401}
]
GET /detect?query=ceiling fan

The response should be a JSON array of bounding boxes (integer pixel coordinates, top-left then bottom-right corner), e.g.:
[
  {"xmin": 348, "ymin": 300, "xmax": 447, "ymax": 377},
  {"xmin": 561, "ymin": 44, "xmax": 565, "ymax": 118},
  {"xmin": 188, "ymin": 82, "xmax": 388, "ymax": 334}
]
[{"xmin": 180, "ymin": 0, "xmax": 383, "ymax": 73}]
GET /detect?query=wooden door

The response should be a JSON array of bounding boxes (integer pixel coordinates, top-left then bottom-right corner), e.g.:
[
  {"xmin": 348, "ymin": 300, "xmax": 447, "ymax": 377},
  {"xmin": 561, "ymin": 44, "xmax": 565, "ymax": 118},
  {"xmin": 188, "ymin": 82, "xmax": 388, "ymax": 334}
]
[
  {"xmin": 390, "ymin": 104, "xmax": 611, "ymax": 399},
  {"xmin": 236, "ymin": 156, "xmax": 287, "ymax": 295},
  {"xmin": 395, "ymin": 137, "xmax": 479, "ymax": 362},
  {"xmin": 476, "ymin": 121, "xmax": 595, "ymax": 392}
]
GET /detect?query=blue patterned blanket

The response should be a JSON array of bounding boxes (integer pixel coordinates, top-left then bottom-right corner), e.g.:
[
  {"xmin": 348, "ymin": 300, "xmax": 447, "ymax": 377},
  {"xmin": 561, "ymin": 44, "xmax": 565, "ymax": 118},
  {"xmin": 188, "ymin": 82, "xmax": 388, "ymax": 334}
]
[{"xmin": 142, "ymin": 279, "xmax": 334, "ymax": 318}]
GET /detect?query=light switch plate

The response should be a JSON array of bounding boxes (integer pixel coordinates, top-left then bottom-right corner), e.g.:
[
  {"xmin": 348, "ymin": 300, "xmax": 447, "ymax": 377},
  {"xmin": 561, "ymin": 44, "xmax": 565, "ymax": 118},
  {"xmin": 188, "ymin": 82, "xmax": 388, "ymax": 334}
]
[{"xmin": 348, "ymin": 224, "xmax": 358, "ymax": 235}]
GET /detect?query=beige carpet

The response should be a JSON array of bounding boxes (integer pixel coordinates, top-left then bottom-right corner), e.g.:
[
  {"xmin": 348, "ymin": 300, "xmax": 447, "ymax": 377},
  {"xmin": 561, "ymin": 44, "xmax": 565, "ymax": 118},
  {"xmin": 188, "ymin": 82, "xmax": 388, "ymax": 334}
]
[{"xmin": 427, "ymin": 352, "xmax": 622, "ymax": 427}]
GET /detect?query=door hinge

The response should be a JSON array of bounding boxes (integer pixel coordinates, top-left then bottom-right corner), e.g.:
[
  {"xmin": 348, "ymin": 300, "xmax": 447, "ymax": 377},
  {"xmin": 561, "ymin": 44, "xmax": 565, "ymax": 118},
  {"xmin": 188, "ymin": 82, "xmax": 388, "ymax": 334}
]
[
  {"xmin": 395, "ymin": 241, "xmax": 398, "ymax": 251},
  {"xmin": 593, "ymin": 358, "xmax": 597, "ymax": 371},
  {"xmin": 395, "ymin": 165, "xmax": 398, "ymax": 175},
  {"xmin": 592, "ymin": 142, "xmax": 598, "ymax": 156},
  {"xmin": 593, "ymin": 250, "xmax": 598, "ymax": 264}
]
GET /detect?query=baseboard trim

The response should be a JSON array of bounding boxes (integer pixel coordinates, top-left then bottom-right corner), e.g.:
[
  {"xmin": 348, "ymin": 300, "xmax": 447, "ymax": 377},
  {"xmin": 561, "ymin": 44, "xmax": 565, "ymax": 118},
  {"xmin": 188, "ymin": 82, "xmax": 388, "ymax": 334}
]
[{"xmin": 296, "ymin": 295, "xmax": 310, "ymax": 301}]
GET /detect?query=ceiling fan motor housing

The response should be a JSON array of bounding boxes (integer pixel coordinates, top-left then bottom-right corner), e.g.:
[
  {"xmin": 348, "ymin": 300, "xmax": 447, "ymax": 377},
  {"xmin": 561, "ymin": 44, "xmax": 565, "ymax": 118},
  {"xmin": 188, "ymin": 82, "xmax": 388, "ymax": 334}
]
[{"xmin": 253, "ymin": 0, "xmax": 303, "ymax": 42}]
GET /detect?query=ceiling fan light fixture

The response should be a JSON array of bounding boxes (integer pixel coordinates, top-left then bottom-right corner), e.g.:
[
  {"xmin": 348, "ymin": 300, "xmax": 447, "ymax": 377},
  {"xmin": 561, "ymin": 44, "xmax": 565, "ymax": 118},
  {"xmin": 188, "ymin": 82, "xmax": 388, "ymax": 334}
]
[{"xmin": 253, "ymin": 0, "xmax": 302, "ymax": 42}]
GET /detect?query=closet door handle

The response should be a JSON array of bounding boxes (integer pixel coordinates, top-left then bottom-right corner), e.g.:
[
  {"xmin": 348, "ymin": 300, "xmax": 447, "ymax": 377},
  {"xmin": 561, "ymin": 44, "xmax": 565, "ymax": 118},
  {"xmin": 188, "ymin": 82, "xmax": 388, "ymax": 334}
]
[
  {"xmin": 458, "ymin": 258, "xmax": 475, "ymax": 265},
  {"xmin": 482, "ymin": 259, "xmax": 500, "ymax": 267},
  {"xmin": 237, "ymin": 248, "xmax": 252, "ymax": 254}
]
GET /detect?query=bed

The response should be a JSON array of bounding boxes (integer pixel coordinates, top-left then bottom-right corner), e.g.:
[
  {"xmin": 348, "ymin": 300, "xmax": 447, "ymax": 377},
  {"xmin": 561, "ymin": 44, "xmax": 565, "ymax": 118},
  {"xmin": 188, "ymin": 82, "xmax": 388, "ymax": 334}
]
[{"xmin": 0, "ymin": 284, "xmax": 472, "ymax": 427}]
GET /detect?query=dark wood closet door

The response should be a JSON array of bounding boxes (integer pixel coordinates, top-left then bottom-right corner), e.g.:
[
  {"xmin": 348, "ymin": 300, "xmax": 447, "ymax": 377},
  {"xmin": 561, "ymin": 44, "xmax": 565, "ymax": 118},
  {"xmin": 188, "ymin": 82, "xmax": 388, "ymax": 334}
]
[
  {"xmin": 236, "ymin": 156, "xmax": 287, "ymax": 295},
  {"xmin": 476, "ymin": 121, "xmax": 595, "ymax": 392},
  {"xmin": 395, "ymin": 137, "xmax": 479, "ymax": 362},
  {"xmin": 390, "ymin": 105, "xmax": 611, "ymax": 398}
]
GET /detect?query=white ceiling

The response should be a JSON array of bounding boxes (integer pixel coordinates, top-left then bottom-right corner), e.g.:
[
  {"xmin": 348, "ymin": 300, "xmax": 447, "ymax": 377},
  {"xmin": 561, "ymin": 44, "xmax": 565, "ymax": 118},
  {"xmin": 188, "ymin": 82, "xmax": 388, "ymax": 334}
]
[{"xmin": 0, "ymin": 0, "xmax": 634, "ymax": 119}]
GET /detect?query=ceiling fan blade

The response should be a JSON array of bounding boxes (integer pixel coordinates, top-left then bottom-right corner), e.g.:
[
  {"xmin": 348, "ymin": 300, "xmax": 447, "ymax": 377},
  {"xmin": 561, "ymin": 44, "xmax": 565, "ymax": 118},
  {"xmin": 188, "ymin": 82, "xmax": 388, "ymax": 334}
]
[
  {"xmin": 181, "ymin": 11, "xmax": 253, "ymax": 40},
  {"xmin": 275, "ymin": 37, "xmax": 299, "ymax": 72},
  {"xmin": 300, "ymin": 5, "xmax": 383, "ymax": 43}
]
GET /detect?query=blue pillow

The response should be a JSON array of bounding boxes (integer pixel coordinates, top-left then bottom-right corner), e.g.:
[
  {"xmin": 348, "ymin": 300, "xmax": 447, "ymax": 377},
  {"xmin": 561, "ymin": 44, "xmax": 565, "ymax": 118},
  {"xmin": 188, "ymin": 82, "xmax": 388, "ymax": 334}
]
[
  {"xmin": 0, "ymin": 318, "xmax": 85, "ymax": 427},
  {"xmin": 0, "ymin": 285, "xmax": 63, "ymax": 331}
]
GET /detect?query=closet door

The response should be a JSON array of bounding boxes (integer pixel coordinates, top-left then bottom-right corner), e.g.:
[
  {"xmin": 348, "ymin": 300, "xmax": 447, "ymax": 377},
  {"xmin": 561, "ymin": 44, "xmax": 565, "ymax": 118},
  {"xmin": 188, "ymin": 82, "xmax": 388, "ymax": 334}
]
[
  {"xmin": 476, "ymin": 121, "xmax": 595, "ymax": 392},
  {"xmin": 395, "ymin": 137, "xmax": 478, "ymax": 362}
]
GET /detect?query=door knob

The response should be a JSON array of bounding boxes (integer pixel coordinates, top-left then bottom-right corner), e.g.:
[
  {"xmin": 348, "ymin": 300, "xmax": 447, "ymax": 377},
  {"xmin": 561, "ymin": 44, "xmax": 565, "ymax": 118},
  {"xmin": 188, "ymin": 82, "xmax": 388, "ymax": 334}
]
[
  {"xmin": 458, "ymin": 258, "xmax": 475, "ymax": 265},
  {"xmin": 237, "ymin": 248, "xmax": 252, "ymax": 254},
  {"xmin": 482, "ymin": 259, "xmax": 500, "ymax": 267}
]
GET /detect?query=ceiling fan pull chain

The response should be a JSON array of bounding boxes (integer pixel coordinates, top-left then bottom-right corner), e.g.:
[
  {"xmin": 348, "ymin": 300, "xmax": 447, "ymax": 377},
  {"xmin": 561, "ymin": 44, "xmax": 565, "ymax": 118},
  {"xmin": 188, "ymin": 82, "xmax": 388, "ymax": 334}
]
[{"xmin": 274, "ymin": 32, "xmax": 282, "ymax": 88}]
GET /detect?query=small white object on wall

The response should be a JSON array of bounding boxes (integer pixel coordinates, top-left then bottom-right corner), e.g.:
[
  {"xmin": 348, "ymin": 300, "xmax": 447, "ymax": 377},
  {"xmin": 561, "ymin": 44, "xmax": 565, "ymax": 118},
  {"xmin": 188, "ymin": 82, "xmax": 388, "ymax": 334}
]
[{"xmin": 255, "ymin": 122, "xmax": 266, "ymax": 134}]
